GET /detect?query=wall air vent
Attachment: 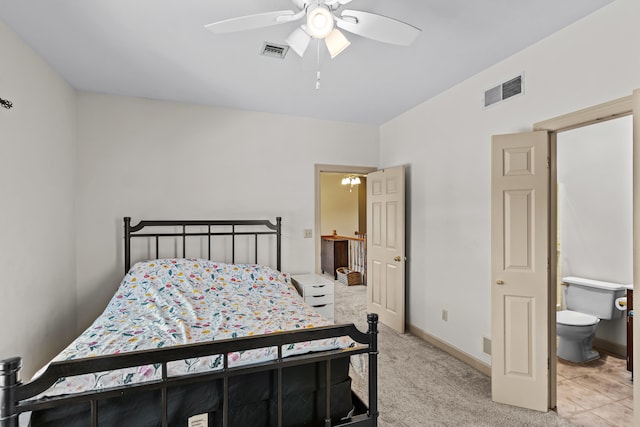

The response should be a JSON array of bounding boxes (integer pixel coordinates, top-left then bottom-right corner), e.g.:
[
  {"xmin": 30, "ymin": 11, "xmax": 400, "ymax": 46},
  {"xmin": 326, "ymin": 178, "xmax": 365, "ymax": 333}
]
[
  {"xmin": 484, "ymin": 74, "xmax": 524, "ymax": 107},
  {"xmin": 260, "ymin": 42, "xmax": 289, "ymax": 59}
]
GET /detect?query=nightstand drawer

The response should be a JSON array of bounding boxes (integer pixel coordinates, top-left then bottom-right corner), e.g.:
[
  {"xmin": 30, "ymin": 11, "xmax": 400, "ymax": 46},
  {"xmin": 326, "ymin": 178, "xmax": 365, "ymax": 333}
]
[
  {"xmin": 291, "ymin": 274, "xmax": 334, "ymax": 296},
  {"xmin": 304, "ymin": 283, "xmax": 334, "ymax": 297},
  {"xmin": 305, "ymin": 293, "xmax": 333, "ymax": 306},
  {"xmin": 311, "ymin": 303, "xmax": 334, "ymax": 320}
]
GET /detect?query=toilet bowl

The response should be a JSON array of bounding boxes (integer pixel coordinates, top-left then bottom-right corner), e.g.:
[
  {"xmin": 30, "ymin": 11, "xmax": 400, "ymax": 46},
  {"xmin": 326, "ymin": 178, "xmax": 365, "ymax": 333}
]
[
  {"xmin": 556, "ymin": 310, "xmax": 600, "ymax": 363},
  {"xmin": 556, "ymin": 276, "xmax": 626, "ymax": 363}
]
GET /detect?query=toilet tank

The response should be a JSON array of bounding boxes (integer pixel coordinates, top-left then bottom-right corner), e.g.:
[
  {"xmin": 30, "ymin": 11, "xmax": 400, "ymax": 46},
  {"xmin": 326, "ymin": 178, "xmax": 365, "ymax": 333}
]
[{"xmin": 563, "ymin": 276, "xmax": 626, "ymax": 320}]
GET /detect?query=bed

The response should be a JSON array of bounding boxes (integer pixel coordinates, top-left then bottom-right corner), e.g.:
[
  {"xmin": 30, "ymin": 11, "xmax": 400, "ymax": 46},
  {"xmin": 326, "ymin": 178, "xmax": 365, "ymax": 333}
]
[{"xmin": 0, "ymin": 217, "xmax": 378, "ymax": 427}]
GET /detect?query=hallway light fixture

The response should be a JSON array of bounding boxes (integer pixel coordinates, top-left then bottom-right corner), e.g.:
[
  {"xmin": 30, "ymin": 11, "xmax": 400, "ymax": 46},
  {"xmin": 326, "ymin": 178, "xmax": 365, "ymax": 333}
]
[{"xmin": 341, "ymin": 175, "xmax": 361, "ymax": 191}]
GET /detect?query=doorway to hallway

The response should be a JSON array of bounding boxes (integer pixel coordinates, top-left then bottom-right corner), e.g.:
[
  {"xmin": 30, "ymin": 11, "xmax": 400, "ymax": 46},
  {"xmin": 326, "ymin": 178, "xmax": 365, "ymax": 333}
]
[{"xmin": 314, "ymin": 164, "xmax": 375, "ymax": 278}]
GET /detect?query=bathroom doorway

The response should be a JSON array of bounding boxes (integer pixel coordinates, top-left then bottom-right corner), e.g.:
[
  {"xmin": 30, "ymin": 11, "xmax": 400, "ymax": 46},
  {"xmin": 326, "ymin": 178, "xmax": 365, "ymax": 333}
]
[
  {"xmin": 554, "ymin": 115, "xmax": 633, "ymax": 425},
  {"xmin": 491, "ymin": 90, "xmax": 639, "ymax": 417}
]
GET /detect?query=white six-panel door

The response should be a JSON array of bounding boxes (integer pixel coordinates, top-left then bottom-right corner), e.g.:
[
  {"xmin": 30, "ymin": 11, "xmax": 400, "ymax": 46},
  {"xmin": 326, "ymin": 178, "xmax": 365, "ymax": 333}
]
[
  {"xmin": 491, "ymin": 131, "xmax": 550, "ymax": 412},
  {"xmin": 367, "ymin": 166, "xmax": 406, "ymax": 333}
]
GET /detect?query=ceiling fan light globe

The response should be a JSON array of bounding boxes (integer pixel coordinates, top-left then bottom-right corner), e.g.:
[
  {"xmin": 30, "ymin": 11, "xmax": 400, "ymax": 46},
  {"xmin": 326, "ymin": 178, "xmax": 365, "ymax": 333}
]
[
  {"xmin": 325, "ymin": 28, "xmax": 350, "ymax": 58},
  {"xmin": 285, "ymin": 26, "xmax": 311, "ymax": 57},
  {"xmin": 306, "ymin": 4, "xmax": 334, "ymax": 38},
  {"xmin": 314, "ymin": 14, "xmax": 327, "ymax": 28}
]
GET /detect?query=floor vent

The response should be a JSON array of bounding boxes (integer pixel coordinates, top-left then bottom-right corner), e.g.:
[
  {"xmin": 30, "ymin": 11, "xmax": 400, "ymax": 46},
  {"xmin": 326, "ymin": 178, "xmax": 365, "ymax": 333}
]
[
  {"xmin": 261, "ymin": 42, "xmax": 289, "ymax": 59},
  {"xmin": 484, "ymin": 74, "xmax": 523, "ymax": 107},
  {"xmin": 483, "ymin": 337, "xmax": 492, "ymax": 355}
]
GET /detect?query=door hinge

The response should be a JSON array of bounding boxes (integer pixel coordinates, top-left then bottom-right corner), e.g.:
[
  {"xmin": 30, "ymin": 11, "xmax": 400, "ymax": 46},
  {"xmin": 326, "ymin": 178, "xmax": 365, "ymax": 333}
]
[{"xmin": 547, "ymin": 157, "xmax": 550, "ymax": 169}]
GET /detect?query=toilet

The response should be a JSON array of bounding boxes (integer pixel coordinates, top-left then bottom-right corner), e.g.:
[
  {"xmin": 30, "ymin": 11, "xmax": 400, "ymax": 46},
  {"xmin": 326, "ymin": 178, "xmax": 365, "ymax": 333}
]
[{"xmin": 556, "ymin": 276, "xmax": 626, "ymax": 363}]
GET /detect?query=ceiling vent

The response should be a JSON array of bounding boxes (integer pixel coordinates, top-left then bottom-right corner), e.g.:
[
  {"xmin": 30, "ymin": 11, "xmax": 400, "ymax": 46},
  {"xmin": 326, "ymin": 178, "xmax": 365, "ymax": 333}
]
[
  {"xmin": 261, "ymin": 42, "xmax": 289, "ymax": 59},
  {"xmin": 484, "ymin": 74, "xmax": 524, "ymax": 107}
]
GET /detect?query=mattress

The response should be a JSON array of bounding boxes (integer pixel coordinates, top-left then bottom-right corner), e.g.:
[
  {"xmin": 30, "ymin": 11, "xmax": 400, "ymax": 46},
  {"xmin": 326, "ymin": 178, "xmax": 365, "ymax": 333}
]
[{"xmin": 33, "ymin": 258, "xmax": 353, "ymax": 397}]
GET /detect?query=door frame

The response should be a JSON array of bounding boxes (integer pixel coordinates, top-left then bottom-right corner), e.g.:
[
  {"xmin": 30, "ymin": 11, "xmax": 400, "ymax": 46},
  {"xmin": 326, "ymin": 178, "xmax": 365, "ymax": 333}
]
[
  {"xmin": 314, "ymin": 164, "xmax": 377, "ymax": 274},
  {"xmin": 533, "ymin": 93, "xmax": 635, "ymax": 412}
]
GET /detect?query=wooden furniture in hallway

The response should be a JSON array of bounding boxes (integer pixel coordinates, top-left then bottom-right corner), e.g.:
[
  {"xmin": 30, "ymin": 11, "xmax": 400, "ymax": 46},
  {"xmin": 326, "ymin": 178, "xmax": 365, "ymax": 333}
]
[{"xmin": 321, "ymin": 235, "xmax": 348, "ymax": 279}]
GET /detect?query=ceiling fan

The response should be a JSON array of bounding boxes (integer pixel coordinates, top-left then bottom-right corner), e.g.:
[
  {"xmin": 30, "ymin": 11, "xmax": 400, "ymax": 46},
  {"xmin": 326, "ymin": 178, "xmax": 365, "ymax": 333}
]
[{"xmin": 204, "ymin": 0, "xmax": 421, "ymax": 59}]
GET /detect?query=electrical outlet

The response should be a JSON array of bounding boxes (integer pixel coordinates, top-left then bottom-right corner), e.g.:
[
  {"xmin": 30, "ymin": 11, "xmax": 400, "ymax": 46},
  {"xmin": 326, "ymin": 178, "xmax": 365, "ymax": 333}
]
[
  {"xmin": 303, "ymin": 229, "xmax": 312, "ymax": 238},
  {"xmin": 442, "ymin": 309, "xmax": 448, "ymax": 322}
]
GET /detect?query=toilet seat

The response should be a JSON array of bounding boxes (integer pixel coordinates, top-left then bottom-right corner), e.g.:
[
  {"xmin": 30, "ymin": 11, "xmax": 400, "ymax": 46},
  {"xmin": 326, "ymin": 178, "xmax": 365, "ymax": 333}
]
[{"xmin": 557, "ymin": 310, "xmax": 598, "ymax": 326}]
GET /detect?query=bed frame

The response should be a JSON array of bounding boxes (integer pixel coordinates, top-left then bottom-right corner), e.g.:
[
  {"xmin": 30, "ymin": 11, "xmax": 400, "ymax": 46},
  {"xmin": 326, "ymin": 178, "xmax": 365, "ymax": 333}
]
[
  {"xmin": 123, "ymin": 216, "xmax": 283, "ymax": 273},
  {"xmin": 0, "ymin": 217, "xmax": 379, "ymax": 427}
]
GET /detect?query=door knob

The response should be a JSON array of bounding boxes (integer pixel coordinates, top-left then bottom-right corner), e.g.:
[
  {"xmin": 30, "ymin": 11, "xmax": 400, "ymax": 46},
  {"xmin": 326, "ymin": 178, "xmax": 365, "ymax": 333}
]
[
  {"xmin": 394, "ymin": 256, "xmax": 401, "ymax": 262},
  {"xmin": 496, "ymin": 280, "xmax": 504, "ymax": 285}
]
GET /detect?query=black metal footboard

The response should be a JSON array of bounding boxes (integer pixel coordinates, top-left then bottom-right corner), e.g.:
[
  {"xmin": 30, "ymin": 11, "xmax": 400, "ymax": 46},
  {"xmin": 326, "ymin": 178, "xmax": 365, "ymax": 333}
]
[{"xmin": 0, "ymin": 314, "xmax": 378, "ymax": 427}]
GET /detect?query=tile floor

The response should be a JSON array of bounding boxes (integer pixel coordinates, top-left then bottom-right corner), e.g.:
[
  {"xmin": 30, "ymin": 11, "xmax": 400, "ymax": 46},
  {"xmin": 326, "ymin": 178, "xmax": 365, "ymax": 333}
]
[{"xmin": 556, "ymin": 350, "xmax": 633, "ymax": 426}]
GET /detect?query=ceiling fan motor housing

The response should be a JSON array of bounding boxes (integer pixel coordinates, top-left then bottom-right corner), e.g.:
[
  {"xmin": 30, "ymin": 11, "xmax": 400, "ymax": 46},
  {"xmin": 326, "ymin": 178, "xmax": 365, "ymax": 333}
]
[{"xmin": 306, "ymin": 4, "xmax": 334, "ymax": 38}]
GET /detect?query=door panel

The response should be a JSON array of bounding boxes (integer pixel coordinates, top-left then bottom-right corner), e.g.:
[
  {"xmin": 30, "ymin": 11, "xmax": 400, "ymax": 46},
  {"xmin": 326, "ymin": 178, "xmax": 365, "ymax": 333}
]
[
  {"xmin": 367, "ymin": 166, "xmax": 406, "ymax": 333},
  {"xmin": 371, "ymin": 202, "xmax": 382, "ymax": 246},
  {"xmin": 504, "ymin": 190, "xmax": 534, "ymax": 270},
  {"xmin": 386, "ymin": 202, "xmax": 398, "ymax": 247},
  {"xmin": 371, "ymin": 260, "xmax": 382, "ymax": 305},
  {"xmin": 491, "ymin": 131, "xmax": 549, "ymax": 412},
  {"xmin": 385, "ymin": 263, "xmax": 398, "ymax": 312},
  {"xmin": 504, "ymin": 296, "xmax": 533, "ymax": 375}
]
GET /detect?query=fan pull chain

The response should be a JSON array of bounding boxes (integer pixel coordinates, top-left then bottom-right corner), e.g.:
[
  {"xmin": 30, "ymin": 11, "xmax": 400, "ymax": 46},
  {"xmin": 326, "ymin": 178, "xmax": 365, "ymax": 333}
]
[{"xmin": 316, "ymin": 39, "xmax": 321, "ymax": 90}]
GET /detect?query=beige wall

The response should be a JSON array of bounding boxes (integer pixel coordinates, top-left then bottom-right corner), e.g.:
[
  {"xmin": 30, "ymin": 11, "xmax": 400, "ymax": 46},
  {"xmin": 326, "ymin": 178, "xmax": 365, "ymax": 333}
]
[
  {"xmin": 320, "ymin": 172, "xmax": 361, "ymax": 238},
  {"xmin": 74, "ymin": 93, "xmax": 379, "ymax": 330},
  {"xmin": 0, "ymin": 19, "xmax": 78, "ymax": 377}
]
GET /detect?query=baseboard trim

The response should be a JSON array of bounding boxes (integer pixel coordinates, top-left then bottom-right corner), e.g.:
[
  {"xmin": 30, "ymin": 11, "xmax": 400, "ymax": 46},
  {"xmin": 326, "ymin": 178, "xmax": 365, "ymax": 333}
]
[
  {"xmin": 407, "ymin": 323, "xmax": 491, "ymax": 377},
  {"xmin": 593, "ymin": 337, "xmax": 626, "ymax": 358}
]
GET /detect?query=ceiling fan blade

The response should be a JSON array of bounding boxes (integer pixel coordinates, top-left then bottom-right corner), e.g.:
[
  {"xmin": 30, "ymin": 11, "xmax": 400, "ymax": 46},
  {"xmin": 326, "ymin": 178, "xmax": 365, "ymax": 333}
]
[
  {"xmin": 205, "ymin": 10, "xmax": 297, "ymax": 34},
  {"xmin": 337, "ymin": 9, "xmax": 421, "ymax": 46}
]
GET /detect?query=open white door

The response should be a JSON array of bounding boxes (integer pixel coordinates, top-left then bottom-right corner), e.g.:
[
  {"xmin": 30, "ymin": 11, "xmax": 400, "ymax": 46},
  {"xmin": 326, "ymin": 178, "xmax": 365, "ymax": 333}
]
[
  {"xmin": 367, "ymin": 166, "xmax": 406, "ymax": 333},
  {"xmin": 491, "ymin": 131, "xmax": 549, "ymax": 412}
]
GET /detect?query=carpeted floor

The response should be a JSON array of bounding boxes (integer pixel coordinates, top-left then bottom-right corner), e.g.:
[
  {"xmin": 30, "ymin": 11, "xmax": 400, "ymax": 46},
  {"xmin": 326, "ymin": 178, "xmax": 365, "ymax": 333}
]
[{"xmin": 333, "ymin": 280, "xmax": 575, "ymax": 427}]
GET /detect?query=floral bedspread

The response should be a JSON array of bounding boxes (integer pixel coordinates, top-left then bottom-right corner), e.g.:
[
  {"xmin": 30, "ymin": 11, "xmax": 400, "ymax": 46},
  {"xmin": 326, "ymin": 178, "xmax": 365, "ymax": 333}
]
[{"xmin": 37, "ymin": 259, "xmax": 351, "ymax": 397}]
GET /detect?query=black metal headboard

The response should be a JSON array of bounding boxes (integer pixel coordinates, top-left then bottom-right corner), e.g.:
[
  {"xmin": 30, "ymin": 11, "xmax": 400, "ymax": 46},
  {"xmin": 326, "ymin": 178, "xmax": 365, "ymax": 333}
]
[{"xmin": 123, "ymin": 217, "xmax": 282, "ymax": 274}]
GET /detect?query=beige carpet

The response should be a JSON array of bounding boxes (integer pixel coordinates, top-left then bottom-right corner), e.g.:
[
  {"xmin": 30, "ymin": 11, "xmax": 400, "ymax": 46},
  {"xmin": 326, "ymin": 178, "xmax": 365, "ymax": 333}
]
[{"xmin": 333, "ymin": 280, "xmax": 574, "ymax": 427}]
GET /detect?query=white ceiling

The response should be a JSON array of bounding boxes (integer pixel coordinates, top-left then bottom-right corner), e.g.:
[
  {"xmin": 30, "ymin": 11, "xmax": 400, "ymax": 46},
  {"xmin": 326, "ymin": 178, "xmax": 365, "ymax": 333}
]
[{"xmin": 0, "ymin": 0, "xmax": 613, "ymax": 125}]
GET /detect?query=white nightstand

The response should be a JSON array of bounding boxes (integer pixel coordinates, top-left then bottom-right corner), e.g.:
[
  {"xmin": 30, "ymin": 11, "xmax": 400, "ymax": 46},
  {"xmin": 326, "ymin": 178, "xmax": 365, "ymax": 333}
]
[{"xmin": 291, "ymin": 274, "xmax": 335, "ymax": 322}]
